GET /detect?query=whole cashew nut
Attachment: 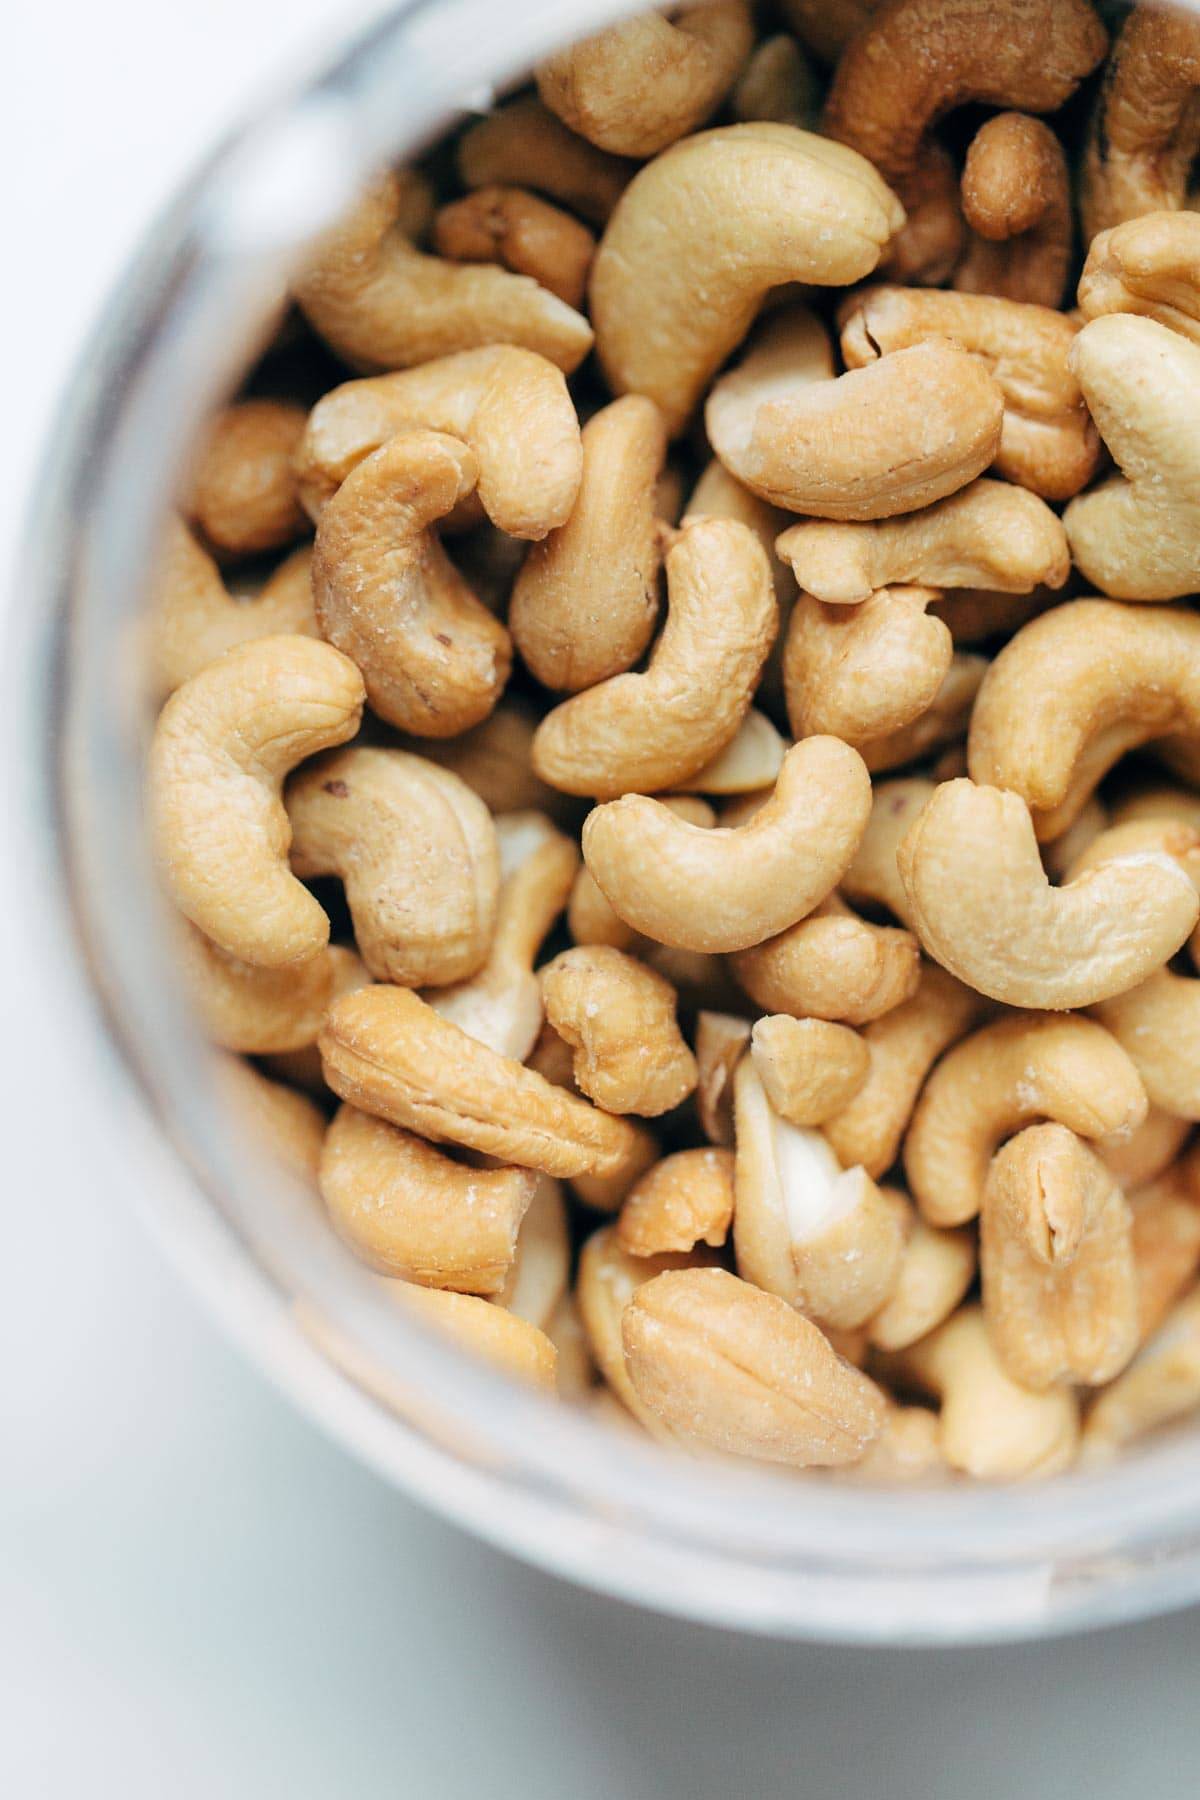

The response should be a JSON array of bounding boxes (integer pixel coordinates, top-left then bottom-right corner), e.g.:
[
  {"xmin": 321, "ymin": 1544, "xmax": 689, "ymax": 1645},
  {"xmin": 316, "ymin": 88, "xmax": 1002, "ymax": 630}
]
[
  {"xmin": 749, "ymin": 1015, "xmax": 870, "ymax": 1128},
  {"xmin": 148, "ymin": 636, "xmax": 365, "ymax": 968},
  {"xmin": 432, "ymin": 187, "xmax": 595, "ymax": 309},
  {"xmin": 616, "ymin": 1147, "xmax": 736, "ymax": 1257},
  {"xmin": 730, "ymin": 893, "xmax": 921, "ymax": 1027},
  {"xmin": 1078, "ymin": 210, "xmax": 1200, "ymax": 348},
  {"xmin": 1082, "ymin": 1287, "xmax": 1200, "ymax": 1465},
  {"xmin": 954, "ymin": 113, "xmax": 1072, "ymax": 308},
  {"xmin": 1080, "ymin": 4, "xmax": 1200, "ymax": 240},
  {"xmin": 540, "ymin": 945, "xmax": 698, "ymax": 1118},
  {"xmin": 860, "ymin": 654, "xmax": 987, "ymax": 777},
  {"xmin": 782, "ymin": 586, "xmax": 952, "ymax": 748},
  {"xmin": 865, "ymin": 1197, "xmax": 977, "ymax": 1354},
  {"xmin": 188, "ymin": 399, "xmax": 308, "ymax": 556},
  {"xmin": 176, "ymin": 923, "xmax": 352, "ymax": 1056},
  {"xmin": 456, "ymin": 96, "xmax": 636, "ymax": 227}
]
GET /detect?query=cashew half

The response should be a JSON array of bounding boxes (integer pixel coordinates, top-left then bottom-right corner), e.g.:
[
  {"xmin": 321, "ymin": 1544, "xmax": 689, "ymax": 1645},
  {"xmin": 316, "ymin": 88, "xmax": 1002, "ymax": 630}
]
[
  {"xmin": 617, "ymin": 1147, "xmax": 736, "ymax": 1257},
  {"xmin": 582, "ymin": 737, "xmax": 872, "ymax": 954},
  {"xmin": 540, "ymin": 946, "xmax": 698, "ymax": 1118},
  {"xmin": 782, "ymin": 586, "xmax": 952, "ymax": 748},
  {"xmin": 1080, "ymin": 4, "xmax": 1200, "ymax": 239},
  {"xmin": 576, "ymin": 1224, "xmax": 718, "ymax": 1432},
  {"xmin": 1078, "ymin": 211, "xmax": 1200, "ymax": 348},
  {"xmin": 954, "ymin": 113, "xmax": 1072, "ymax": 308},
  {"xmin": 731, "ymin": 893, "xmax": 921, "ymax": 1027},
  {"xmin": 866, "ymin": 1199, "xmax": 977, "ymax": 1354},
  {"xmin": 750, "ymin": 1015, "xmax": 869, "ymax": 1127},
  {"xmin": 432, "ymin": 187, "xmax": 595, "ymax": 309},
  {"xmin": 456, "ymin": 96, "xmax": 635, "ymax": 227},
  {"xmin": 188, "ymin": 399, "xmax": 308, "ymax": 556},
  {"xmin": 150, "ymin": 521, "xmax": 316, "ymax": 699},
  {"xmin": 589, "ymin": 124, "xmax": 904, "ymax": 435},
  {"xmin": 1083, "ymin": 1286, "xmax": 1200, "ymax": 1465}
]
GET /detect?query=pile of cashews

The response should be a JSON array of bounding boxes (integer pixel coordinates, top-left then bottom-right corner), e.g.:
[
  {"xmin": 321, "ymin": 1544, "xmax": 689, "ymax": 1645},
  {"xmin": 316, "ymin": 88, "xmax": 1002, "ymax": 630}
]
[{"xmin": 147, "ymin": 0, "xmax": 1200, "ymax": 1483}]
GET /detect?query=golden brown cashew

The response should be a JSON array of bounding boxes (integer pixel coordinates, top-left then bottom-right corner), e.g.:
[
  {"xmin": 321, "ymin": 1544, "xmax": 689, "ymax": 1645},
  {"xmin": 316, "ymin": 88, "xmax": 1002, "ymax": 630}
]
[
  {"xmin": 823, "ymin": 0, "xmax": 1106, "ymax": 284},
  {"xmin": 1080, "ymin": 4, "xmax": 1200, "ymax": 239},
  {"xmin": 842, "ymin": 777, "xmax": 934, "ymax": 930},
  {"xmin": 263, "ymin": 944, "xmax": 370, "ymax": 1094},
  {"xmin": 839, "ymin": 286, "xmax": 1099, "ymax": 501},
  {"xmin": 782, "ymin": 586, "xmax": 952, "ymax": 748},
  {"xmin": 176, "ymin": 924, "xmax": 348, "ymax": 1055},
  {"xmin": 865, "ymin": 1199, "xmax": 977, "ymax": 1353},
  {"xmin": 456, "ymin": 96, "xmax": 635, "ymax": 227},
  {"xmin": 287, "ymin": 746, "xmax": 498, "ymax": 988},
  {"xmin": 432, "ymin": 187, "xmax": 595, "ymax": 309},
  {"xmin": 897, "ymin": 779, "xmax": 1200, "ymax": 1008},
  {"xmin": 188, "ymin": 400, "xmax": 308, "ymax": 555},
  {"xmin": 149, "ymin": 520, "xmax": 317, "ymax": 698},
  {"xmin": 426, "ymin": 812, "xmax": 578, "ymax": 1061},
  {"xmin": 319, "ymin": 1104, "xmax": 535, "ymax": 1293},
  {"xmin": 822, "ymin": 963, "xmax": 987, "ymax": 1179},
  {"xmin": 734, "ymin": 1061, "xmax": 905, "ymax": 1329},
  {"xmin": 776, "ymin": 481, "xmax": 1070, "ymax": 607},
  {"xmin": 293, "ymin": 171, "xmax": 593, "ymax": 374},
  {"xmin": 749, "ymin": 1016, "xmax": 869, "ymax": 1128},
  {"xmin": 494, "ymin": 1176, "xmax": 571, "ymax": 1329},
  {"xmin": 731, "ymin": 894, "xmax": 921, "ymax": 1027},
  {"xmin": 1078, "ymin": 211, "xmax": 1200, "ymax": 347},
  {"xmin": 860, "ymin": 654, "xmax": 987, "ymax": 776},
  {"xmin": 617, "ymin": 1147, "xmax": 736, "ymax": 1257},
  {"xmin": 399, "ymin": 1284, "xmax": 558, "ymax": 1393},
  {"xmin": 981, "ymin": 1124, "xmax": 1139, "ymax": 1389},
  {"xmin": 1130, "ymin": 1156, "xmax": 1200, "ymax": 1341},
  {"xmin": 312, "ymin": 430, "xmax": 511, "ymax": 737},
  {"xmin": 778, "ymin": 0, "xmax": 881, "ymax": 64},
  {"xmin": 320, "ymin": 986, "xmax": 648, "ymax": 1179},
  {"xmin": 695, "ymin": 1011, "xmax": 752, "ymax": 1146},
  {"xmin": 589, "ymin": 124, "xmax": 904, "ymax": 436},
  {"xmin": 576, "ymin": 1224, "xmax": 718, "ymax": 1431},
  {"xmin": 567, "ymin": 797, "xmax": 715, "ymax": 954},
  {"xmin": 623, "ymin": 1267, "xmax": 888, "ymax": 1466},
  {"xmin": 903, "ymin": 1012, "xmax": 1148, "ymax": 1228},
  {"xmin": 954, "ymin": 113, "xmax": 1072, "ymax": 308},
  {"xmin": 968, "ymin": 601, "xmax": 1200, "ymax": 839},
  {"xmin": 531, "ymin": 517, "xmax": 775, "ymax": 798},
  {"xmin": 293, "ymin": 346, "xmax": 583, "ymax": 535},
  {"xmin": 536, "ymin": 4, "xmax": 755, "ymax": 156},
  {"xmin": 540, "ymin": 946, "xmax": 698, "ymax": 1118},
  {"xmin": 1063, "ymin": 315, "xmax": 1200, "ymax": 600},
  {"xmin": 582, "ymin": 737, "xmax": 872, "ymax": 954},
  {"xmin": 509, "ymin": 395, "xmax": 667, "ymax": 692},
  {"xmin": 732, "ymin": 32, "xmax": 817, "ymax": 128},
  {"xmin": 879, "ymin": 1305, "xmax": 1079, "ymax": 1479},
  {"xmin": 149, "ymin": 636, "xmax": 364, "ymax": 968},
  {"xmin": 216, "ymin": 1056, "xmax": 327, "ymax": 1184}
]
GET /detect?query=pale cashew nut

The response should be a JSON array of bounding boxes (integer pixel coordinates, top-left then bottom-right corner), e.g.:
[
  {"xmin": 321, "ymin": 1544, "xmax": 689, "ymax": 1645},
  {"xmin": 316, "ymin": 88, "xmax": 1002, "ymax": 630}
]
[
  {"xmin": 509, "ymin": 395, "xmax": 667, "ymax": 692},
  {"xmin": 319, "ymin": 1103, "xmax": 535, "ymax": 1293},
  {"xmin": 897, "ymin": 779, "xmax": 1199, "ymax": 1007},
  {"xmin": 1078, "ymin": 211, "xmax": 1200, "ymax": 347},
  {"xmin": 1068, "ymin": 808, "xmax": 1200, "ymax": 953},
  {"xmin": 781, "ymin": 586, "xmax": 952, "ymax": 748},
  {"xmin": 215, "ymin": 1055, "xmax": 327, "ymax": 1184},
  {"xmin": 865, "ymin": 1195, "xmax": 977, "ymax": 1354},
  {"xmin": 576, "ymin": 1224, "xmax": 718, "ymax": 1431},
  {"xmin": 399, "ymin": 1284, "xmax": 557, "ymax": 1393},
  {"xmin": 730, "ymin": 893, "xmax": 921, "ymax": 1027},
  {"xmin": 695, "ymin": 1011, "xmax": 752, "ymax": 1146},
  {"xmin": 954, "ymin": 113, "xmax": 1072, "ymax": 307},
  {"xmin": 319, "ymin": 986, "xmax": 649, "ymax": 1179},
  {"xmin": 624, "ymin": 1267, "xmax": 888, "ymax": 1465},
  {"xmin": 496, "ymin": 1176, "xmax": 571, "ymax": 1329},
  {"xmin": 532, "ymin": 517, "xmax": 776, "ymax": 798},
  {"xmin": 312, "ymin": 430, "xmax": 511, "ymax": 737},
  {"xmin": 540, "ymin": 945, "xmax": 697, "ymax": 1118},
  {"xmin": 749, "ymin": 1015, "xmax": 869, "ymax": 1127},
  {"xmin": 1080, "ymin": 4, "xmax": 1200, "ymax": 239},
  {"xmin": 731, "ymin": 33, "xmax": 817, "ymax": 128},
  {"xmin": 287, "ymin": 746, "xmax": 498, "ymax": 988},
  {"xmin": 733, "ymin": 1060, "xmax": 906, "ymax": 1329},
  {"xmin": 432, "ymin": 187, "xmax": 595, "ymax": 309},
  {"xmin": 456, "ymin": 96, "xmax": 635, "ymax": 227},
  {"xmin": 776, "ymin": 480, "xmax": 1069, "ymax": 607},
  {"xmin": 673, "ymin": 711, "xmax": 787, "ymax": 796},
  {"xmin": 903, "ymin": 1011, "xmax": 1148, "ymax": 1228},
  {"xmin": 262, "ymin": 945, "xmax": 370, "ymax": 1093},
  {"xmin": 176, "ymin": 923, "xmax": 351, "ymax": 1055},
  {"xmin": 1098, "ymin": 1106, "xmax": 1192, "ymax": 1194},
  {"xmin": 616, "ymin": 1147, "xmax": 736, "ymax": 1257},
  {"xmin": 842, "ymin": 776, "xmax": 935, "ymax": 930},
  {"xmin": 426, "ymin": 812, "xmax": 578, "ymax": 1060},
  {"xmin": 589, "ymin": 124, "xmax": 904, "ymax": 436},
  {"xmin": 1083, "ymin": 1286, "xmax": 1200, "ymax": 1465},
  {"xmin": 400, "ymin": 699, "xmax": 575, "ymax": 823},
  {"xmin": 981, "ymin": 1124, "xmax": 1139, "ymax": 1389},
  {"xmin": 188, "ymin": 399, "xmax": 308, "ymax": 555},
  {"xmin": 1130, "ymin": 1154, "xmax": 1200, "ymax": 1341},
  {"xmin": 1063, "ymin": 315, "xmax": 1200, "ymax": 600},
  {"xmin": 293, "ymin": 171, "xmax": 593, "ymax": 374},
  {"xmin": 536, "ymin": 4, "xmax": 755, "ymax": 156},
  {"xmin": 839, "ymin": 286, "xmax": 1099, "ymax": 501},
  {"xmin": 148, "ymin": 636, "xmax": 364, "ymax": 967},
  {"xmin": 860, "ymin": 654, "xmax": 987, "ymax": 776},
  {"xmin": 582, "ymin": 737, "xmax": 872, "ymax": 953},
  {"xmin": 568, "ymin": 797, "xmax": 714, "ymax": 954}
]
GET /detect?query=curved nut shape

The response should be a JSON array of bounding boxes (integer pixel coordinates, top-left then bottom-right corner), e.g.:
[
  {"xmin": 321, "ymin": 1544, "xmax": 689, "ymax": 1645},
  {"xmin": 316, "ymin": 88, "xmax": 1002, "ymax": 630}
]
[
  {"xmin": 510, "ymin": 395, "xmax": 667, "ymax": 692},
  {"xmin": 734, "ymin": 1061, "xmax": 906, "ymax": 1329},
  {"xmin": 776, "ymin": 480, "xmax": 1069, "ymax": 607},
  {"xmin": 903, "ymin": 1011, "xmax": 1148, "ymax": 1228},
  {"xmin": 149, "ymin": 636, "xmax": 364, "ymax": 968},
  {"xmin": 1080, "ymin": 5, "xmax": 1200, "ymax": 239},
  {"xmin": 968, "ymin": 601, "xmax": 1200, "ymax": 837},
  {"xmin": 400, "ymin": 700, "xmax": 573, "ymax": 823},
  {"xmin": 1082, "ymin": 1288, "xmax": 1200, "ymax": 1466},
  {"xmin": 426, "ymin": 812, "xmax": 578, "ymax": 1060},
  {"xmin": 954, "ymin": 113, "xmax": 1071, "ymax": 308},
  {"xmin": 188, "ymin": 400, "xmax": 308, "ymax": 555},
  {"xmin": 842, "ymin": 777, "xmax": 934, "ymax": 930},
  {"xmin": 861, "ymin": 652, "xmax": 986, "ymax": 777},
  {"xmin": 731, "ymin": 894, "xmax": 921, "ymax": 1027},
  {"xmin": 589, "ymin": 124, "xmax": 904, "ymax": 435},
  {"xmin": 1130, "ymin": 1156, "xmax": 1200, "ymax": 1343},
  {"xmin": 683, "ymin": 456, "xmax": 797, "ymax": 617},
  {"xmin": 287, "ymin": 746, "xmax": 498, "ymax": 988},
  {"xmin": 1063, "ymin": 315, "xmax": 1200, "ymax": 600},
  {"xmin": 1079, "ymin": 210, "xmax": 1200, "ymax": 348},
  {"xmin": 897, "ymin": 779, "xmax": 1199, "ymax": 1008},
  {"xmin": 732, "ymin": 32, "xmax": 818, "ymax": 128},
  {"xmin": 456, "ymin": 96, "xmax": 635, "ymax": 226},
  {"xmin": 536, "ymin": 3, "xmax": 754, "ymax": 156},
  {"xmin": 531, "ymin": 517, "xmax": 776, "ymax": 798},
  {"xmin": 778, "ymin": 0, "xmax": 881, "ymax": 64},
  {"xmin": 496, "ymin": 1176, "xmax": 571, "ymax": 1331},
  {"xmin": 617, "ymin": 1147, "xmax": 736, "ymax": 1258},
  {"xmin": 582, "ymin": 737, "xmax": 872, "ymax": 954},
  {"xmin": 432, "ymin": 186, "xmax": 595, "ymax": 309},
  {"xmin": 1067, "ymin": 813, "xmax": 1200, "ymax": 967},
  {"xmin": 1093, "ymin": 970, "xmax": 1200, "ymax": 1122},
  {"xmin": 319, "ymin": 1104, "xmax": 535, "ymax": 1293},
  {"xmin": 981, "ymin": 1123, "xmax": 1139, "ymax": 1389},
  {"xmin": 840, "ymin": 285, "xmax": 1099, "ymax": 501},
  {"xmin": 150, "ymin": 522, "xmax": 316, "ymax": 699},
  {"xmin": 399, "ymin": 1284, "xmax": 557, "ymax": 1393},
  {"xmin": 1098, "ymin": 1106, "xmax": 1192, "ymax": 1195},
  {"xmin": 866, "ymin": 1201, "xmax": 977, "ymax": 1354},
  {"xmin": 294, "ymin": 347, "xmax": 583, "ymax": 535},
  {"xmin": 576, "ymin": 1224, "xmax": 718, "ymax": 1432},
  {"xmin": 568, "ymin": 797, "xmax": 714, "ymax": 954},
  {"xmin": 312, "ymin": 429, "xmax": 511, "ymax": 737},
  {"xmin": 695, "ymin": 1011, "xmax": 752, "ymax": 1146},
  {"xmin": 750, "ymin": 1015, "xmax": 869, "ymax": 1127},
  {"xmin": 782, "ymin": 586, "xmax": 952, "ymax": 747},
  {"xmin": 216, "ymin": 1056, "xmax": 327, "ymax": 1185},
  {"xmin": 177, "ymin": 923, "xmax": 348, "ymax": 1055},
  {"xmin": 292, "ymin": 171, "xmax": 593, "ymax": 374},
  {"xmin": 540, "ymin": 945, "xmax": 698, "ymax": 1118},
  {"xmin": 622, "ymin": 1266, "xmax": 887, "ymax": 1466},
  {"xmin": 319, "ymin": 987, "xmax": 647, "ymax": 1180}
]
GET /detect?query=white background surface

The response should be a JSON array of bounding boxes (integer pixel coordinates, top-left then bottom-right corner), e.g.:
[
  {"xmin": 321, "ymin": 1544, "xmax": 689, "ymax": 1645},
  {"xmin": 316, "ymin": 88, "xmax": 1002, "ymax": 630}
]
[{"xmin": 3, "ymin": 3, "xmax": 1200, "ymax": 1794}]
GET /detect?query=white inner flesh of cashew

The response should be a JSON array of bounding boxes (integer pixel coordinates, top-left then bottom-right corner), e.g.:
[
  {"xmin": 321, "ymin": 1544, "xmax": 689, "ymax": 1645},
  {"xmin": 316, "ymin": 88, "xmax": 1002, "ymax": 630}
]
[{"xmin": 768, "ymin": 1107, "xmax": 868, "ymax": 1245}]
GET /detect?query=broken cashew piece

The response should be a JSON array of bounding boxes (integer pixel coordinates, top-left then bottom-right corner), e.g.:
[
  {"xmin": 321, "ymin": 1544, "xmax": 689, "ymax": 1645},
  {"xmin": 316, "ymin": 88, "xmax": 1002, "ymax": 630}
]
[
  {"xmin": 540, "ymin": 945, "xmax": 698, "ymax": 1118},
  {"xmin": 731, "ymin": 894, "xmax": 920, "ymax": 1028},
  {"xmin": 494, "ymin": 1176, "xmax": 571, "ymax": 1330},
  {"xmin": 782, "ymin": 586, "xmax": 952, "ymax": 748},
  {"xmin": 188, "ymin": 399, "xmax": 308, "ymax": 555},
  {"xmin": 749, "ymin": 1015, "xmax": 869, "ymax": 1127},
  {"xmin": 1080, "ymin": 4, "xmax": 1200, "ymax": 239},
  {"xmin": 695, "ymin": 1011, "xmax": 752, "ymax": 1147},
  {"xmin": 617, "ymin": 1147, "xmax": 736, "ymax": 1258},
  {"xmin": 576, "ymin": 1224, "xmax": 718, "ymax": 1432},
  {"xmin": 866, "ymin": 1198, "xmax": 977, "ymax": 1354},
  {"xmin": 432, "ymin": 187, "xmax": 595, "ymax": 309},
  {"xmin": 149, "ymin": 635, "xmax": 364, "ymax": 968},
  {"xmin": 456, "ymin": 96, "xmax": 634, "ymax": 227},
  {"xmin": 954, "ymin": 113, "xmax": 1071, "ymax": 308},
  {"xmin": 1078, "ymin": 210, "xmax": 1200, "ymax": 348},
  {"xmin": 582, "ymin": 737, "xmax": 872, "ymax": 954},
  {"xmin": 1083, "ymin": 1287, "xmax": 1200, "ymax": 1465}
]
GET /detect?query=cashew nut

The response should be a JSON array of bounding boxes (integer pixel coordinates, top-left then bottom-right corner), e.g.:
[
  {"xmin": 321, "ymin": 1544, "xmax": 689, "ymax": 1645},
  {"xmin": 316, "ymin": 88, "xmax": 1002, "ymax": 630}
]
[
  {"xmin": 399, "ymin": 1284, "xmax": 557, "ymax": 1393},
  {"xmin": 782, "ymin": 586, "xmax": 952, "ymax": 748},
  {"xmin": 954, "ymin": 113, "xmax": 1072, "ymax": 308},
  {"xmin": 1130, "ymin": 1155, "xmax": 1200, "ymax": 1342},
  {"xmin": 540, "ymin": 945, "xmax": 698, "ymax": 1117},
  {"xmin": 432, "ymin": 187, "xmax": 595, "ymax": 309},
  {"xmin": 569, "ymin": 1120, "xmax": 662, "ymax": 1216},
  {"xmin": 544, "ymin": 1293, "xmax": 595, "ymax": 1401},
  {"xmin": 778, "ymin": 0, "xmax": 881, "ymax": 65},
  {"xmin": 749, "ymin": 1015, "xmax": 869, "ymax": 1128},
  {"xmin": 216, "ymin": 1055, "xmax": 327, "ymax": 1185},
  {"xmin": 456, "ymin": 96, "xmax": 635, "ymax": 227},
  {"xmin": 860, "ymin": 653, "xmax": 987, "ymax": 776},
  {"xmin": 842, "ymin": 776, "xmax": 934, "ymax": 930},
  {"xmin": 496, "ymin": 1176, "xmax": 571, "ymax": 1329},
  {"xmin": 1098, "ymin": 1106, "xmax": 1192, "ymax": 1195},
  {"xmin": 1078, "ymin": 210, "xmax": 1200, "ymax": 348},
  {"xmin": 731, "ymin": 893, "xmax": 921, "ymax": 1027},
  {"xmin": 149, "ymin": 636, "xmax": 364, "ymax": 967},
  {"xmin": 400, "ymin": 699, "xmax": 576, "ymax": 823},
  {"xmin": 847, "ymin": 1404, "xmax": 946, "ymax": 1483},
  {"xmin": 695, "ymin": 1011, "xmax": 752, "ymax": 1146},
  {"xmin": 1080, "ymin": 4, "xmax": 1200, "ymax": 239},
  {"xmin": 287, "ymin": 746, "xmax": 499, "ymax": 988},
  {"xmin": 576, "ymin": 1223, "xmax": 718, "ymax": 1431},
  {"xmin": 568, "ymin": 797, "xmax": 714, "ymax": 955},
  {"xmin": 589, "ymin": 124, "xmax": 904, "ymax": 435},
  {"xmin": 866, "ymin": 1197, "xmax": 977, "ymax": 1354},
  {"xmin": 582, "ymin": 737, "xmax": 872, "ymax": 954},
  {"xmin": 176, "ymin": 923, "xmax": 353, "ymax": 1055},
  {"xmin": 904, "ymin": 1011, "xmax": 1148, "ymax": 1228},
  {"xmin": 188, "ymin": 399, "xmax": 308, "ymax": 555},
  {"xmin": 1083, "ymin": 1286, "xmax": 1200, "ymax": 1465},
  {"xmin": 617, "ymin": 1147, "xmax": 736, "ymax": 1257},
  {"xmin": 262, "ymin": 944, "xmax": 370, "ymax": 1094},
  {"xmin": 731, "ymin": 32, "xmax": 817, "ymax": 129},
  {"xmin": 674, "ymin": 711, "xmax": 787, "ymax": 797},
  {"xmin": 1111, "ymin": 783, "xmax": 1200, "ymax": 836}
]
